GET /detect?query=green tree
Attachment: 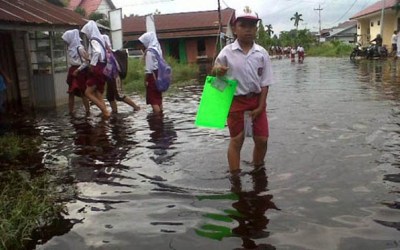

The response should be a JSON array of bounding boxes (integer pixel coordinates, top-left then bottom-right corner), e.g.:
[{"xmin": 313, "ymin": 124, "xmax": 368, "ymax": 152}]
[
  {"xmin": 290, "ymin": 12, "xmax": 304, "ymax": 30},
  {"xmin": 74, "ymin": 6, "xmax": 86, "ymax": 17},
  {"xmin": 256, "ymin": 20, "xmax": 270, "ymax": 49},
  {"xmin": 89, "ymin": 12, "xmax": 109, "ymax": 27},
  {"xmin": 265, "ymin": 24, "xmax": 274, "ymax": 38}
]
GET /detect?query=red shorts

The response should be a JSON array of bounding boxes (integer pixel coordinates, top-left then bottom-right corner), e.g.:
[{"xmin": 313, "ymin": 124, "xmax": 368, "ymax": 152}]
[
  {"xmin": 227, "ymin": 95, "xmax": 269, "ymax": 138},
  {"xmin": 86, "ymin": 63, "xmax": 106, "ymax": 93},
  {"xmin": 66, "ymin": 66, "xmax": 87, "ymax": 97},
  {"xmin": 145, "ymin": 72, "xmax": 162, "ymax": 106}
]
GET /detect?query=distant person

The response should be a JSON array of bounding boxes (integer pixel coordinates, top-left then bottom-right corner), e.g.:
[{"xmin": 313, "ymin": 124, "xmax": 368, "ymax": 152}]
[
  {"xmin": 391, "ymin": 30, "xmax": 398, "ymax": 54},
  {"xmin": 397, "ymin": 31, "xmax": 400, "ymax": 60},
  {"xmin": 290, "ymin": 47, "xmax": 296, "ymax": 62},
  {"xmin": 138, "ymin": 31, "xmax": 163, "ymax": 114},
  {"xmin": 371, "ymin": 34, "xmax": 383, "ymax": 48},
  {"xmin": 297, "ymin": 45, "xmax": 305, "ymax": 63},
  {"xmin": 61, "ymin": 29, "xmax": 90, "ymax": 115},
  {"xmin": 81, "ymin": 20, "xmax": 110, "ymax": 118},
  {"xmin": 102, "ymin": 34, "xmax": 140, "ymax": 113},
  {"xmin": 211, "ymin": 7, "xmax": 274, "ymax": 174}
]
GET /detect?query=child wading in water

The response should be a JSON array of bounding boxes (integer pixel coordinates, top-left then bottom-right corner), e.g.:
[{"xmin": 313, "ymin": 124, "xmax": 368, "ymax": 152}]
[
  {"xmin": 61, "ymin": 29, "xmax": 90, "ymax": 115},
  {"xmin": 212, "ymin": 7, "xmax": 274, "ymax": 174},
  {"xmin": 138, "ymin": 32, "xmax": 163, "ymax": 114},
  {"xmin": 81, "ymin": 20, "xmax": 110, "ymax": 118}
]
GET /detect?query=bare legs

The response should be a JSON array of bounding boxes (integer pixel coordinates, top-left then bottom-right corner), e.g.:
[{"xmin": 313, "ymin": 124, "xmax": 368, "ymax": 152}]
[
  {"xmin": 85, "ymin": 86, "xmax": 110, "ymax": 118},
  {"xmin": 227, "ymin": 131, "xmax": 268, "ymax": 173},
  {"xmin": 151, "ymin": 104, "xmax": 162, "ymax": 114},
  {"xmin": 68, "ymin": 93, "xmax": 90, "ymax": 115}
]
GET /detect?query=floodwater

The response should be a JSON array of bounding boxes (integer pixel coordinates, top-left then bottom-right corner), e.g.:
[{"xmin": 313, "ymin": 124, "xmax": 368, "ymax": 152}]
[{"xmin": 10, "ymin": 57, "xmax": 400, "ymax": 249}]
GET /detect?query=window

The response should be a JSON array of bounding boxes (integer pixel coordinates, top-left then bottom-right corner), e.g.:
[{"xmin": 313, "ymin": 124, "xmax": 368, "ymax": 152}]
[
  {"xmin": 377, "ymin": 20, "xmax": 380, "ymax": 26},
  {"xmin": 197, "ymin": 39, "xmax": 206, "ymax": 56},
  {"xmin": 29, "ymin": 31, "xmax": 67, "ymax": 74},
  {"xmin": 371, "ymin": 22, "xmax": 374, "ymax": 27}
]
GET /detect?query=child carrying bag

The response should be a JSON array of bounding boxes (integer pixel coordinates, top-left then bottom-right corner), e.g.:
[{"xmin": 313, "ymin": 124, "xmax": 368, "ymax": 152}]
[{"xmin": 147, "ymin": 48, "xmax": 172, "ymax": 92}]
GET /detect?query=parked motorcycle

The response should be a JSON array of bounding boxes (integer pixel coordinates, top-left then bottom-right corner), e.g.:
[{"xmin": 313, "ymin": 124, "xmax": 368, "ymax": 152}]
[
  {"xmin": 350, "ymin": 43, "xmax": 367, "ymax": 61},
  {"xmin": 366, "ymin": 44, "xmax": 388, "ymax": 59},
  {"xmin": 350, "ymin": 42, "xmax": 388, "ymax": 61}
]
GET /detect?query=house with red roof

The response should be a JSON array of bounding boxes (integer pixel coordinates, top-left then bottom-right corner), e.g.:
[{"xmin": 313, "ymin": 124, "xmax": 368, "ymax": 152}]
[
  {"xmin": 122, "ymin": 8, "xmax": 235, "ymax": 65},
  {"xmin": 67, "ymin": 0, "xmax": 116, "ymax": 18},
  {"xmin": 0, "ymin": 0, "xmax": 86, "ymax": 111},
  {"xmin": 350, "ymin": 0, "xmax": 399, "ymax": 48}
]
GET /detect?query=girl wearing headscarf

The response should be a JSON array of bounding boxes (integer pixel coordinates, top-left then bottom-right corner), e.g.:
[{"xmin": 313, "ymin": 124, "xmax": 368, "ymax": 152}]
[
  {"xmin": 102, "ymin": 34, "xmax": 140, "ymax": 113},
  {"xmin": 62, "ymin": 29, "xmax": 90, "ymax": 115},
  {"xmin": 81, "ymin": 20, "xmax": 110, "ymax": 118},
  {"xmin": 138, "ymin": 31, "xmax": 163, "ymax": 113}
]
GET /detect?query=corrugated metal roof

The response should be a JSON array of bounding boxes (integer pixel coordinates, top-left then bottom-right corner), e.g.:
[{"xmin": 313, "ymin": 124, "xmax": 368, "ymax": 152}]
[
  {"xmin": 0, "ymin": 0, "xmax": 86, "ymax": 27},
  {"xmin": 123, "ymin": 8, "xmax": 235, "ymax": 40},
  {"xmin": 350, "ymin": 0, "xmax": 396, "ymax": 19}
]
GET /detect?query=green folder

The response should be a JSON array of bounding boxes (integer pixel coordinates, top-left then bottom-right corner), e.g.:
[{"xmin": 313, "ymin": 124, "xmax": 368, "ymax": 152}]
[{"xmin": 195, "ymin": 76, "xmax": 238, "ymax": 129}]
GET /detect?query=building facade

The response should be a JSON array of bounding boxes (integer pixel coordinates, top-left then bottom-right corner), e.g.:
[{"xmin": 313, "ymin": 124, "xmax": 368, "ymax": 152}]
[
  {"xmin": 0, "ymin": 0, "xmax": 86, "ymax": 111},
  {"xmin": 350, "ymin": 0, "xmax": 399, "ymax": 47}
]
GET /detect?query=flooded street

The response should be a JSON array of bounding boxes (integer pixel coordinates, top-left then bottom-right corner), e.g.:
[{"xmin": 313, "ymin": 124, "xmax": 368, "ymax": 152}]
[{"xmin": 19, "ymin": 57, "xmax": 400, "ymax": 249}]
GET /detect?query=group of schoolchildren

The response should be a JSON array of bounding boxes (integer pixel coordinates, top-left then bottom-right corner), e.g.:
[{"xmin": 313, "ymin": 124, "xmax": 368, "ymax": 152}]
[
  {"xmin": 269, "ymin": 46, "xmax": 305, "ymax": 63},
  {"xmin": 63, "ymin": 20, "xmax": 163, "ymax": 118},
  {"xmin": 289, "ymin": 45, "xmax": 305, "ymax": 63},
  {"xmin": 66, "ymin": 7, "xmax": 273, "ymax": 174}
]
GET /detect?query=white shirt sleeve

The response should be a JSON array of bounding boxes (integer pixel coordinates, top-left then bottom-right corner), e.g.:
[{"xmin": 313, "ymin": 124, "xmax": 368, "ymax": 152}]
[
  {"xmin": 144, "ymin": 50, "xmax": 157, "ymax": 74},
  {"xmin": 90, "ymin": 40, "xmax": 102, "ymax": 66},
  {"xmin": 261, "ymin": 53, "xmax": 273, "ymax": 87}
]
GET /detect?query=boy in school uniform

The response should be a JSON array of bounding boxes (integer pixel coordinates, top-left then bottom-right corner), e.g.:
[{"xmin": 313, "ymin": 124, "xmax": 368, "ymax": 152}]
[{"xmin": 212, "ymin": 7, "xmax": 274, "ymax": 174}]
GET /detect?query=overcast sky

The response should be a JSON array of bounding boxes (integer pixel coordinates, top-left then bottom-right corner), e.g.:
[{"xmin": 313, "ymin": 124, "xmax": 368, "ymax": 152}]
[{"xmin": 113, "ymin": 0, "xmax": 377, "ymax": 34}]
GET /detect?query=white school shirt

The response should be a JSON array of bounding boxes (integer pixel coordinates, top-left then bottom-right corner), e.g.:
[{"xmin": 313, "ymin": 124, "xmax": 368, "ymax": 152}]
[
  {"xmin": 144, "ymin": 49, "xmax": 158, "ymax": 74},
  {"xmin": 215, "ymin": 40, "xmax": 273, "ymax": 96},
  {"xmin": 392, "ymin": 34, "xmax": 398, "ymax": 44},
  {"xmin": 68, "ymin": 46, "xmax": 88, "ymax": 71},
  {"xmin": 89, "ymin": 39, "xmax": 105, "ymax": 66}
]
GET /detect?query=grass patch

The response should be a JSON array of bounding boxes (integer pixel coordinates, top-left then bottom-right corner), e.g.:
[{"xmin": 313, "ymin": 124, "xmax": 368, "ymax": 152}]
[
  {"xmin": 0, "ymin": 133, "xmax": 42, "ymax": 166},
  {"xmin": 307, "ymin": 41, "xmax": 353, "ymax": 57},
  {"xmin": 123, "ymin": 57, "xmax": 199, "ymax": 94},
  {"xmin": 0, "ymin": 171, "xmax": 65, "ymax": 249}
]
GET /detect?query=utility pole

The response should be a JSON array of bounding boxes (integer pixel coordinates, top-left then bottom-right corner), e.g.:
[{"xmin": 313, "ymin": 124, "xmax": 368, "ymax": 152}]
[
  {"xmin": 380, "ymin": 0, "xmax": 385, "ymax": 35},
  {"xmin": 314, "ymin": 4, "xmax": 323, "ymax": 43}
]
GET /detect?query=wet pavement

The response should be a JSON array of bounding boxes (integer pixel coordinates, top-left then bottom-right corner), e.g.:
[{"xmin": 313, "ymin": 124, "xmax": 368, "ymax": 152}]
[{"xmin": 13, "ymin": 57, "xmax": 400, "ymax": 249}]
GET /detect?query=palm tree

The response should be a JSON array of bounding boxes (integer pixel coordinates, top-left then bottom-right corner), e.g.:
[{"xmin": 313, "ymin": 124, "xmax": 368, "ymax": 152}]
[
  {"xmin": 290, "ymin": 12, "xmax": 304, "ymax": 30},
  {"xmin": 265, "ymin": 24, "xmax": 274, "ymax": 37}
]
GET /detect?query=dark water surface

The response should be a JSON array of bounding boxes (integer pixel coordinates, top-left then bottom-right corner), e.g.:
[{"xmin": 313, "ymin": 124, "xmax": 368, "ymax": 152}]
[{"xmin": 24, "ymin": 58, "xmax": 400, "ymax": 249}]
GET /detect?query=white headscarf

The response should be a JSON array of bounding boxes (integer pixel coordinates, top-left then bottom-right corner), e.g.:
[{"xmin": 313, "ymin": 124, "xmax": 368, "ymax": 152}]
[
  {"xmin": 138, "ymin": 31, "xmax": 162, "ymax": 56},
  {"xmin": 81, "ymin": 20, "xmax": 106, "ymax": 58},
  {"xmin": 62, "ymin": 29, "xmax": 81, "ymax": 60}
]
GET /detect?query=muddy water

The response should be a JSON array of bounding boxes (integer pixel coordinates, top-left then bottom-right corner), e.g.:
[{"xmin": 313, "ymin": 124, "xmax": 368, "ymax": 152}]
[{"xmin": 28, "ymin": 58, "xmax": 400, "ymax": 249}]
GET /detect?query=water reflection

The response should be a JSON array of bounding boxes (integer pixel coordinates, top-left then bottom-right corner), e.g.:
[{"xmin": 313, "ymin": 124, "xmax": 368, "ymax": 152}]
[
  {"xmin": 70, "ymin": 115, "xmax": 137, "ymax": 203},
  {"xmin": 196, "ymin": 169, "xmax": 279, "ymax": 249},
  {"xmin": 146, "ymin": 113, "xmax": 177, "ymax": 165},
  {"xmin": 230, "ymin": 169, "xmax": 279, "ymax": 250}
]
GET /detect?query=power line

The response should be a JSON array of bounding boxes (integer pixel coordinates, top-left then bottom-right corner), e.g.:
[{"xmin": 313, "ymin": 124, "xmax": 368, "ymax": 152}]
[
  {"xmin": 314, "ymin": 4, "xmax": 323, "ymax": 42},
  {"xmin": 329, "ymin": 0, "xmax": 358, "ymax": 26}
]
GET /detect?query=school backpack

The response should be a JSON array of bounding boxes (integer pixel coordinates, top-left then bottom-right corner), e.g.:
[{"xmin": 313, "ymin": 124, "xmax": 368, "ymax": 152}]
[
  {"xmin": 112, "ymin": 49, "xmax": 128, "ymax": 80},
  {"xmin": 147, "ymin": 48, "xmax": 172, "ymax": 92},
  {"xmin": 90, "ymin": 37, "xmax": 115, "ymax": 80}
]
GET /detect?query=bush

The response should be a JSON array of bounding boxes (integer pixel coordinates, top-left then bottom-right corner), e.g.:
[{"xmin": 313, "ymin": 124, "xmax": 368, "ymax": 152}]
[
  {"xmin": 307, "ymin": 41, "xmax": 353, "ymax": 57},
  {"xmin": 123, "ymin": 56, "xmax": 199, "ymax": 94}
]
